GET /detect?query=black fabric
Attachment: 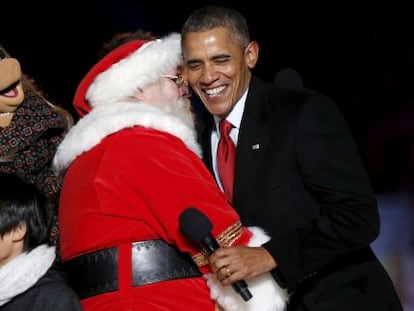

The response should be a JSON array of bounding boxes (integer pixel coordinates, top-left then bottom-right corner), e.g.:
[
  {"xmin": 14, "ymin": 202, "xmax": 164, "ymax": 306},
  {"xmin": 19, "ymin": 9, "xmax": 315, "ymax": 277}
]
[
  {"xmin": 64, "ymin": 240, "xmax": 202, "ymax": 299},
  {"xmin": 1, "ymin": 264, "xmax": 82, "ymax": 311},
  {"xmin": 200, "ymin": 77, "xmax": 403, "ymax": 310}
]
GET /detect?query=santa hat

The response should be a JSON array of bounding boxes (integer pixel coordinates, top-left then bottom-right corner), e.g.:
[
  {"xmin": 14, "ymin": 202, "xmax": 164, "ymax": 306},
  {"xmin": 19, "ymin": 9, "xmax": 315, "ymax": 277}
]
[{"xmin": 73, "ymin": 32, "xmax": 181, "ymax": 117}]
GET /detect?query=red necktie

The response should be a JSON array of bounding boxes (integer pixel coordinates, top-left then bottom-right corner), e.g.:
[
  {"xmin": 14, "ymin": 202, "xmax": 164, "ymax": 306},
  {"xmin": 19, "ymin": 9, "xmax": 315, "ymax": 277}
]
[{"xmin": 217, "ymin": 119, "xmax": 236, "ymax": 203}]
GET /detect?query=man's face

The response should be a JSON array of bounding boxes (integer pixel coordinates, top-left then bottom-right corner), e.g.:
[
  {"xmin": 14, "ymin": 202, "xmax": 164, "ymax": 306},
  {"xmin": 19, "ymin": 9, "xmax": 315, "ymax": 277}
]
[
  {"xmin": 182, "ymin": 27, "xmax": 257, "ymax": 119},
  {"xmin": 137, "ymin": 69, "xmax": 195, "ymax": 128}
]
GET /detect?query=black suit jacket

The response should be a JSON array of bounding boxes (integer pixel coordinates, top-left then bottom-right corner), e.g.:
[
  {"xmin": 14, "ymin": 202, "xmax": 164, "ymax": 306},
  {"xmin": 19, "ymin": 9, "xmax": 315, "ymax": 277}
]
[{"xmin": 200, "ymin": 77, "xmax": 402, "ymax": 310}]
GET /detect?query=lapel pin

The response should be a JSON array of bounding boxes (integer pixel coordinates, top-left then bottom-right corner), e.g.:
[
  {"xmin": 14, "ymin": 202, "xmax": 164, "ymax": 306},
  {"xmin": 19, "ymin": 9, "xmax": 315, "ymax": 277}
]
[{"xmin": 251, "ymin": 143, "xmax": 260, "ymax": 150}]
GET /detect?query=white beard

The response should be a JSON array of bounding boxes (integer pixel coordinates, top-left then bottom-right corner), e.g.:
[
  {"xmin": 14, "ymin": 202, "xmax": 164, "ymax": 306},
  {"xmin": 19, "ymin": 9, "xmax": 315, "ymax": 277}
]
[{"xmin": 154, "ymin": 97, "xmax": 196, "ymax": 130}]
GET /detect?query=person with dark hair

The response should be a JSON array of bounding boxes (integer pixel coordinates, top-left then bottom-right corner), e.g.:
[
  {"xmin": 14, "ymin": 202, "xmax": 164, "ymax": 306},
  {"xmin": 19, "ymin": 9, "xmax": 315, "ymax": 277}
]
[
  {"xmin": 0, "ymin": 173, "xmax": 82, "ymax": 310},
  {"xmin": 181, "ymin": 5, "xmax": 403, "ymax": 311}
]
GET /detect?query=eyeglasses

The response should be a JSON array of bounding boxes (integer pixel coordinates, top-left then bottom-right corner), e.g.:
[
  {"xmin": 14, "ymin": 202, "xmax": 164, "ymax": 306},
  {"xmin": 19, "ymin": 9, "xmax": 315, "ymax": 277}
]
[{"xmin": 161, "ymin": 74, "xmax": 186, "ymax": 87}]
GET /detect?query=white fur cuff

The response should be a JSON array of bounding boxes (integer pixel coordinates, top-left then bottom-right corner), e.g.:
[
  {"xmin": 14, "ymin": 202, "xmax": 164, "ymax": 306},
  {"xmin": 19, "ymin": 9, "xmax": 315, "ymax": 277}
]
[{"xmin": 205, "ymin": 226, "xmax": 289, "ymax": 311}]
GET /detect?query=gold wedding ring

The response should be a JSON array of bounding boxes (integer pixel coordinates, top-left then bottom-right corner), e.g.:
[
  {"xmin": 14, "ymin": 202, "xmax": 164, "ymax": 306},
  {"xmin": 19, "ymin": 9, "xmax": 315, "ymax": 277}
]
[{"xmin": 225, "ymin": 267, "xmax": 232, "ymax": 277}]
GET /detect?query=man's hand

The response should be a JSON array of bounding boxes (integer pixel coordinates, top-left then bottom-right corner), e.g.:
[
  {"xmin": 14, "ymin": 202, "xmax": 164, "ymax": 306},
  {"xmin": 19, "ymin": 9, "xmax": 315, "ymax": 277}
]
[{"xmin": 208, "ymin": 246, "xmax": 277, "ymax": 285}]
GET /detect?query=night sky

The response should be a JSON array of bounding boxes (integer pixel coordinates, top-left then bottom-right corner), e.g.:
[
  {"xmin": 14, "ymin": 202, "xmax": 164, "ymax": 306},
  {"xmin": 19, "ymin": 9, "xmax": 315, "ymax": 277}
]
[{"xmin": 1, "ymin": 2, "xmax": 413, "ymax": 192}]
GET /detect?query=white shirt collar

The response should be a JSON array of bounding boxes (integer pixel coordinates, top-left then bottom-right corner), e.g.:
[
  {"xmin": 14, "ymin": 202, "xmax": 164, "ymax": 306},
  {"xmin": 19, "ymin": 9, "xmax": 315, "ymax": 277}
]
[{"xmin": 214, "ymin": 88, "xmax": 248, "ymax": 132}]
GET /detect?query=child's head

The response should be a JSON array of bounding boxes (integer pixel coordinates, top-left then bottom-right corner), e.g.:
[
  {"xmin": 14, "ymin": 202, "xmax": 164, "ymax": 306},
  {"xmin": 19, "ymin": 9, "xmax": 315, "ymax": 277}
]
[{"xmin": 0, "ymin": 174, "xmax": 53, "ymax": 265}]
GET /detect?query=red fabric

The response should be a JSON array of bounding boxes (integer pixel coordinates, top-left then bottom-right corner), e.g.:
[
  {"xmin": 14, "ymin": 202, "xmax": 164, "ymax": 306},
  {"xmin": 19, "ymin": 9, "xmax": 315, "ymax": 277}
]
[
  {"xmin": 72, "ymin": 40, "xmax": 148, "ymax": 118},
  {"xmin": 59, "ymin": 126, "xmax": 252, "ymax": 310},
  {"xmin": 217, "ymin": 119, "xmax": 236, "ymax": 203}
]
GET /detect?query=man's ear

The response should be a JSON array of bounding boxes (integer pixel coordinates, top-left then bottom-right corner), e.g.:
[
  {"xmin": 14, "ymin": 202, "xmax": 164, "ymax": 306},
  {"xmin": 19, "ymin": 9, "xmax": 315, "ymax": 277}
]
[
  {"xmin": 11, "ymin": 223, "xmax": 26, "ymax": 242},
  {"xmin": 245, "ymin": 41, "xmax": 259, "ymax": 69}
]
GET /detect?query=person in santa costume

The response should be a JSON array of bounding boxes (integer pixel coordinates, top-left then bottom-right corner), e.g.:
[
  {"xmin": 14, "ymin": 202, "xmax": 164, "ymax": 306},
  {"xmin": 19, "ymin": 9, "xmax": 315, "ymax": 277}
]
[{"xmin": 53, "ymin": 32, "xmax": 288, "ymax": 311}]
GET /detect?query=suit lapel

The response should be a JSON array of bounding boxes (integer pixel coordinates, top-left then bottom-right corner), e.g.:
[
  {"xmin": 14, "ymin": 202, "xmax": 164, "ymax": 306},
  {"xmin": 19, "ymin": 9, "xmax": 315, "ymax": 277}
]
[
  {"xmin": 234, "ymin": 78, "xmax": 274, "ymax": 201},
  {"xmin": 235, "ymin": 115, "xmax": 270, "ymax": 192},
  {"xmin": 200, "ymin": 77, "xmax": 285, "ymax": 202}
]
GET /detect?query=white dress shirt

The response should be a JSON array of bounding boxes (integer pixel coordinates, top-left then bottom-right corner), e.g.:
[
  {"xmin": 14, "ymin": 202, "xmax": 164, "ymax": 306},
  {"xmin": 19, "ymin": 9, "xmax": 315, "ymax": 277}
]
[{"xmin": 211, "ymin": 89, "xmax": 248, "ymax": 191}]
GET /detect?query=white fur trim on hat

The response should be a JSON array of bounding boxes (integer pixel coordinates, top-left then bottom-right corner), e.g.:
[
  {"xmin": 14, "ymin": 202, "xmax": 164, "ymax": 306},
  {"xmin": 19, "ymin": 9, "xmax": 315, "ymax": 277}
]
[{"xmin": 86, "ymin": 33, "xmax": 182, "ymax": 107}]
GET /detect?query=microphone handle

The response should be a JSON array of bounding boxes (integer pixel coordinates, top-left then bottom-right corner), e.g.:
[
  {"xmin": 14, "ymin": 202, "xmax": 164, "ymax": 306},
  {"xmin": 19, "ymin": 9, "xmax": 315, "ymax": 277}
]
[
  {"xmin": 202, "ymin": 234, "xmax": 220, "ymax": 253},
  {"xmin": 202, "ymin": 234, "xmax": 253, "ymax": 301},
  {"xmin": 232, "ymin": 280, "xmax": 253, "ymax": 301}
]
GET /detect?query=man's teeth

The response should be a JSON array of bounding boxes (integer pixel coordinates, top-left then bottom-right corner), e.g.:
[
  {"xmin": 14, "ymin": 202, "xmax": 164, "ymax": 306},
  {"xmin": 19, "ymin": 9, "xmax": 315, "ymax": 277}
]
[{"xmin": 206, "ymin": 86, "xmax": 225, "ymax": 95}]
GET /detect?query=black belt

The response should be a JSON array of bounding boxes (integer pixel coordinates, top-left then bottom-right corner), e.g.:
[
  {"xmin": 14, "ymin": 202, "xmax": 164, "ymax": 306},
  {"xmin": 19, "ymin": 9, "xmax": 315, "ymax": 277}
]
[{"xmin": 64, "ymin": 240, "xmax": 202, "ymax": 299}]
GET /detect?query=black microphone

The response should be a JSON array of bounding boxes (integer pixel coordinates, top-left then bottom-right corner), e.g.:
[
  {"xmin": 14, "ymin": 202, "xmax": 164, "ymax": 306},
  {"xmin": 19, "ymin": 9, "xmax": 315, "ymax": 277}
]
[{"xmin": 179, "ymin": 207, "xmax": 253, "ymax": 301}]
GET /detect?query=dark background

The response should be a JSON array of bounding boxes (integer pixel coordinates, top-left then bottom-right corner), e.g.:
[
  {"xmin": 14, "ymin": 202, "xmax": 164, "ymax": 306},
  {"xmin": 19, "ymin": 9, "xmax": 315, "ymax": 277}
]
[
  {"xmin": 2, "ymin": 3, "xmax": 414, "ymax": 307},
  {"xmin": 1, "ymin": 2, "xmax": 413, "ymax": 193}
]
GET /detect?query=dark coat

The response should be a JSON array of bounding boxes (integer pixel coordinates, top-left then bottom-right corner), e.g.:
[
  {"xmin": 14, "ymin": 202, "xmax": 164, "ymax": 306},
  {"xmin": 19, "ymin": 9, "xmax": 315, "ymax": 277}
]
[
  {"xmin": 201, "ymin": 77, "xmax": 403, "ymax": 311},
  {"xmin": 1, "ymin": 263, "xmax": 82, "ymax": 311}
]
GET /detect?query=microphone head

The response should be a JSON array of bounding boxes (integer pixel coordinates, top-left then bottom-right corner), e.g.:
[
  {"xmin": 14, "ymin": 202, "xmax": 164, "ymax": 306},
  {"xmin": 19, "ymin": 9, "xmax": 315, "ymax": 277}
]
[{"xmin": 179, "ymin": 207, "xmax": 213, "ymax": 242}]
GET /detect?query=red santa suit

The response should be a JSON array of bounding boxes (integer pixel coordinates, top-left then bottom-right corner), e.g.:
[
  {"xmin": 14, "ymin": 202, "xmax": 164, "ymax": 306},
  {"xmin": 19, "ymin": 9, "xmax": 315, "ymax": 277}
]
[{"xmin": 53, "ymin": 33, "xmax": 288, "ymax": 311}]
